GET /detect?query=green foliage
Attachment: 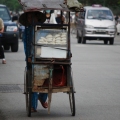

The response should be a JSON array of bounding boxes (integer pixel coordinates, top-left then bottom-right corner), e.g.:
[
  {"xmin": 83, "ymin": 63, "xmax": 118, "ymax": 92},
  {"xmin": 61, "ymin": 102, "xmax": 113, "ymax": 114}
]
[
  {"xmin": 78, "ymin": 0, "xmax": 120, "ymax": 6},
  {"xmin": 0, "ymin": 0, "xmax": 22, "ymax": 11},
  {"xmin": 0, "ymin": 0, "xmax": 120, "ymax": 14}
]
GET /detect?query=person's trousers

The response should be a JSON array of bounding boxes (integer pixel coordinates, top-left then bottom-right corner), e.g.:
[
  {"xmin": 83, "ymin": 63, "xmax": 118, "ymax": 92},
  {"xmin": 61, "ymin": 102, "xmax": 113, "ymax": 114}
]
[
  {"xmin": 32, "ymin": 92, "xmax": 38, "ymax": 110},
  {"xmin": 38, "ymin": 93, "xmax": 48, "ymax": 102},
  {"xmin": 32, "ymin": 93, "xmax": 48, "ymax": 110},
  {"xmin": 0, "ymin": 38, "xmax": 5, "ymax": 59}
]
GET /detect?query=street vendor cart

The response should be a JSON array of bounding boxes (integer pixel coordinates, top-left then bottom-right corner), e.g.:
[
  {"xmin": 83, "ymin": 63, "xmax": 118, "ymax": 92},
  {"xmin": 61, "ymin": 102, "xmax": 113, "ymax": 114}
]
[{"xmin": 18, "ymin": 0, "xmax": 77, "ymax": 117}]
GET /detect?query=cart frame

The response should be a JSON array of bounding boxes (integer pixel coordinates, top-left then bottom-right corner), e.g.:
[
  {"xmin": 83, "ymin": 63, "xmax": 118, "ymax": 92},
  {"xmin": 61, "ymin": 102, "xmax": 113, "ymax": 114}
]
[{"xmin": 19, "ymin": 0, "xmax": 76, "ymax": 117}]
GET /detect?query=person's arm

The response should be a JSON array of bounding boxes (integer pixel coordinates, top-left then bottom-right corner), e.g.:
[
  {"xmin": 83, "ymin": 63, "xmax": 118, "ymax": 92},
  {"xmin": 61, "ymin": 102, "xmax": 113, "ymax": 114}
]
[
  {"xmin": 0, "ymin": 27, "xmax": 4, "ymax": 33},
  {"xmin": 22, "ymin": 28, "xmax": 27, "ymax": 56},
  {"xmin": 0, "ymin": 18, "xmax": 4, "ymax": 33}
]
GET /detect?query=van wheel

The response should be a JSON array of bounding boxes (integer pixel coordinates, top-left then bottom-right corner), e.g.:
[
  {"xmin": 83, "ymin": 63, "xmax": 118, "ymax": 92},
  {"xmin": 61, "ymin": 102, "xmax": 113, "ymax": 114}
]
[
  {"xmin": 4, "ymin": 45, "xmax": 10, "ymax": 50},
  {"xmin": 77, "ymin": 37, "xmax": 81, "ymax": 43},
  {"xmin": 104, "ymin": 40, "xmax": 108, "ymax": 44},
  {"xmin": 11, "ymin": 44, "xmax": 18, "ymax": 52},
  {"xmin": 82, "ymin": 37, "xmax": 86, "ymax": 44},
  {"xmin": 109, "ymin": 38, "xmax": 114, "ymax": 45}
]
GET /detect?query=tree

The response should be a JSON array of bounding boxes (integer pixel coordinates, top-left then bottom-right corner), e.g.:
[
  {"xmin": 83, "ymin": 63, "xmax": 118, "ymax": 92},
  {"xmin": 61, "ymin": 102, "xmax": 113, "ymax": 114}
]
[
  {"xmin": 78, "ymin": 0, "xmax": 120, "ymax": 14},
  {"xmin": 0, "ymin": 0, "xmax": 22, "ymax": 11},
  {"xmin": 78, "ymin": 0, "xmax": 120, "ymax": 7}
]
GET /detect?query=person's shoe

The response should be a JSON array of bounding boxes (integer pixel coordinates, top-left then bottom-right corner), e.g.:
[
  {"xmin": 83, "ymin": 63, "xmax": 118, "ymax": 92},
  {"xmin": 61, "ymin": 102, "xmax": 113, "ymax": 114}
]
[
  {"xmin": 2, "ymin": 60, "xmax": 6, "ymax": 64},
  {"xmin": 39, "ymin": 99, "xmax": 48, "ymax": 108},
  {"xmin": 31, "ymin": 108, "xmax": 37, "ymax": 112}
]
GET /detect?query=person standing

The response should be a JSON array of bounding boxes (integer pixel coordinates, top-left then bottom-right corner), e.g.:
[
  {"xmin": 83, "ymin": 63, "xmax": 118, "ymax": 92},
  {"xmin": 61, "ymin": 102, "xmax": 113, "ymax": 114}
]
[
  {"xmin": 21, "ymin": 12, "xmax": 48, "ymax": 112},
  {"xmin": 115, "ymin": 15, "xmax": 119, "ymax": 25},
  {"xmin": 44, "ymin": 10, "xmax": 57, "ymax": 24},
  {"xmin": 55, "ymin": 11, "xmax": 65, "ymax": 24},
  {"xmin": 0, "ymin": 18, "xmax": 6, "ymax": 64},
  {"xmin": 75, "ymin": 12, "xmax": 79, "ymax": 36}
]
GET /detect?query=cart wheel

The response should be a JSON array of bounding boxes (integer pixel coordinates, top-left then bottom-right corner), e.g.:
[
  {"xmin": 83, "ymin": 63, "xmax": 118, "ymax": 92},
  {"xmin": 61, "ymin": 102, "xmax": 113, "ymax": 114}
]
[
  {"xmin": 27, "ymin": 89, "xmax": 31, "ymax": 117},
  {"xmin": 69, "ymin": 76, "xmax": 75, "ymax": 116},
  {"xmin": 26, "ymin": 70, "xmax": 32, "ymax": 117},
  {"xmin": 24, "ymin": 70, "xmax": 28, "ymax": 112}
]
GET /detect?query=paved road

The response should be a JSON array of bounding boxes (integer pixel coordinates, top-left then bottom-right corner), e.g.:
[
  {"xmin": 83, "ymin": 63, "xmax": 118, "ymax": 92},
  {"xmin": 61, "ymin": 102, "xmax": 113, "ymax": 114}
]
[{"xmin": 0, "ymin": 35, "xmax": 120, "ymax": 120}]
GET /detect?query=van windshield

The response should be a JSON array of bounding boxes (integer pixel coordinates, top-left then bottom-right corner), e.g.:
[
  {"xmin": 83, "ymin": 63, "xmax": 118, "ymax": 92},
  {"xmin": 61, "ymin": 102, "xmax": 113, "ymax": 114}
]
[
  {"xmin": 87, "ymin": 9, "xmax": 113, "ymax": 20},
  {"xmin": 0, "ymin": 7, "xmax": 11, "ymax": 20}
]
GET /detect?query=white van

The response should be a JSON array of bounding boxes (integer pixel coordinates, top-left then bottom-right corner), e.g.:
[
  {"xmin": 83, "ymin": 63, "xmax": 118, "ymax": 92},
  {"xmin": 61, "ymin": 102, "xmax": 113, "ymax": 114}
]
[{"xmin": 76, "ymin": 5, "xmax": 116, "ymax": 45}]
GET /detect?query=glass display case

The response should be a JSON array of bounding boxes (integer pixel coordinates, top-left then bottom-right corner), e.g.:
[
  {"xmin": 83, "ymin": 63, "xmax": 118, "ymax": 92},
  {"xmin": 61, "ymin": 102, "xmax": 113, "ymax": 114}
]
[{"xmin": 35, "ymin": 28, "xmax": 68, "ymax": 58}]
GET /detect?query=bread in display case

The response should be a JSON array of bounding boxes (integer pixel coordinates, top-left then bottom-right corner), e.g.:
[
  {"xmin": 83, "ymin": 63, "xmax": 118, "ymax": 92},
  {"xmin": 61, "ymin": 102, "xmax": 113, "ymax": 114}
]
[{"xmin": 35, "ymin": 29, "xmax": 67, "ymax": 45}]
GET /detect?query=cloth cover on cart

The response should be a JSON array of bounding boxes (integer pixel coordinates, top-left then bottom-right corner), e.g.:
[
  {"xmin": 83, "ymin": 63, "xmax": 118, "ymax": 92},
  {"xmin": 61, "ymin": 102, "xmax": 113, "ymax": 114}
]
[{"xmin": 65, "ymin": 0, "xmax": 83, "ymax": 12}]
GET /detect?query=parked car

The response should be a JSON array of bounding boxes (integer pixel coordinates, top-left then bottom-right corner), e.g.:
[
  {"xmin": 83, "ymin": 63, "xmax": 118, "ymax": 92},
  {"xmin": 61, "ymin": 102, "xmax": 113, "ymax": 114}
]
[
  {"xmin": 76, "ymin": 4, "xmax": 116, "ymax": 45},
  {"xmin": 0, "ymin": 4, "xmax": 19, "ymax": 52}
]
